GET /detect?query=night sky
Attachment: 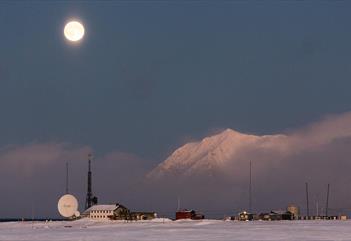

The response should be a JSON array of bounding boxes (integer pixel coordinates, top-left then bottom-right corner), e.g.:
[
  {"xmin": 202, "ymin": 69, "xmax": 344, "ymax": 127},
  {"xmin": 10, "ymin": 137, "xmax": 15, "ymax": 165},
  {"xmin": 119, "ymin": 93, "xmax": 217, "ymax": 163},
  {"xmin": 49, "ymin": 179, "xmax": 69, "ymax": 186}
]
[{"xmin": 1, "ymin": 1, "xmax": 351, "ymax": 218}]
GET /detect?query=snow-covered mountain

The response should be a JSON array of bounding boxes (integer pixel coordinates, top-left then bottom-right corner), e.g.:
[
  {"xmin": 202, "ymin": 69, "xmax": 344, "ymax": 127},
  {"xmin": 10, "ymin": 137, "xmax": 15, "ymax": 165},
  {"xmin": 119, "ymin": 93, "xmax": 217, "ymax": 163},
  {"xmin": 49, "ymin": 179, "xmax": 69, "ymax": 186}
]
[{"xmin": 148, "ymin": 129, "xmax": 289, "ymax": 179}]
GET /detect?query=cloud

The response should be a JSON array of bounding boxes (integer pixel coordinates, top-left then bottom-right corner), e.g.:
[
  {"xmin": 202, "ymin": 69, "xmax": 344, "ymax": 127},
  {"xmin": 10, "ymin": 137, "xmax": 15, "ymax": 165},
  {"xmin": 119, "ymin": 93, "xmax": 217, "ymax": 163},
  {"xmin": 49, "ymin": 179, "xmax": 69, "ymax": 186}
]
[
  {"xmin": 0, "ymin": 143, "xmax": 148, "ymax": 218},
  {"xmin": 2, "ymin": 112, "xmax": 351, "ymax": 218},
  {"xmin": 0, "ymin": 142, "xmax": 92, "ymax": 177},
  {"xmin": 289, "ymin": 112, "xmax": 351, "ymax": 148},
  {"xmin": 146, "ymin": 111, "xmax": 351, "ymax": 217}
]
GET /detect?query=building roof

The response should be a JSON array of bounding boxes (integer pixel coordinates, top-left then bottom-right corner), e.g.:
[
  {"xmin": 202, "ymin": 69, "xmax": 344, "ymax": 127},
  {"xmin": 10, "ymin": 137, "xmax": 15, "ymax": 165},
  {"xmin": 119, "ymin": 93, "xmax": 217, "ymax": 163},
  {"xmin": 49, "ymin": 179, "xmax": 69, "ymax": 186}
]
[
  {"xmin": 83, "ymin": 204, "xmax": 118, "ymax": 214},
  {"xmin": 83, "ymin": 203, "xmax": 129, "ymax": 215},
  {"xmin": 271, "ymin": 210, "xmax": 290, "ymax": 215},
  {"xmin": 176, "ymin": 209, "xmax": 195, "ymax": 213}
]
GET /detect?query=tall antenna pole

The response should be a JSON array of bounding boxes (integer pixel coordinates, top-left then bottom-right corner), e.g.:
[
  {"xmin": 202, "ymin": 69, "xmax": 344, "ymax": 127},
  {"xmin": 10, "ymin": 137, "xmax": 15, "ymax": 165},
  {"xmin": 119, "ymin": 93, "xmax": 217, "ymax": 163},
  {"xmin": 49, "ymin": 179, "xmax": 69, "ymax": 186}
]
[
  {"xmin": 325, "ymin": 184, "xmax": 330, "ymax": 217},
  {"xmin": 85, "ymin": 154, "xmax": 93, "ymax": 210},
  {"xmin": 305, "ymin": 182, "xmax": 309, "ymax": 217},
  {"xmin": 65, "ymin": 162, "xmax": 69, "ymax": 194},
  {"xmin": 249, "ymin": 161, "xmax": 252, "ymax": 213}
]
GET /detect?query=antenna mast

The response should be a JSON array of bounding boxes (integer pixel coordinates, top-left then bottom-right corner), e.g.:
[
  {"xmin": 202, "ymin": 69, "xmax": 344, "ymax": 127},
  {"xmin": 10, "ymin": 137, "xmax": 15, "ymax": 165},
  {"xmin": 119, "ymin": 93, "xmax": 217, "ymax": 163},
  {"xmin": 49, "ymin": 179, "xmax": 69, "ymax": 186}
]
[
  {"xmin": 325, "ymin": 184, "xmax": 330, "ymax": 217},
  {"xmin": 85, "ymin": 154, "xmax": 93, "ymax": 210},
  {"xmin": 65, "ymin": 162, "xmax": 69, "ymax": 194},
  {"xmin": 305, "ymin": 182, "xmax": 310, "ymax": 217},
  {"xmin": 249, "ymin": 161, "xmax": 252, "ymax": 213}
]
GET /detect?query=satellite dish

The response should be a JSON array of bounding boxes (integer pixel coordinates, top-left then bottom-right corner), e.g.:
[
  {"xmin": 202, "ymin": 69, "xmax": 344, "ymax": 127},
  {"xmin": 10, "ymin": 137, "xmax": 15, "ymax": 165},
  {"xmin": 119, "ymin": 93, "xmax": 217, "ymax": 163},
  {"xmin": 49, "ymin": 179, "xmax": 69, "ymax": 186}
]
[
  {"xmin": 74, "ymin": 211, "xmax": 80, "ymax": 217},
  {"xmin": 57, "ymin": 194, "xmax": 78, "ymax": 218}
]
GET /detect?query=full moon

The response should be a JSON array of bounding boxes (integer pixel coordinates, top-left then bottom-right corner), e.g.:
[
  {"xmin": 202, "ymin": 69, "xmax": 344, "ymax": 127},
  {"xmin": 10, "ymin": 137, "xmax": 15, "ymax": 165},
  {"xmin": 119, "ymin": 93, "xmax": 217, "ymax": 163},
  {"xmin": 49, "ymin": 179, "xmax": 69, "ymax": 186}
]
[{"xmin": 64, "ymin": 21, "xmax": 85, "ymax": 42}]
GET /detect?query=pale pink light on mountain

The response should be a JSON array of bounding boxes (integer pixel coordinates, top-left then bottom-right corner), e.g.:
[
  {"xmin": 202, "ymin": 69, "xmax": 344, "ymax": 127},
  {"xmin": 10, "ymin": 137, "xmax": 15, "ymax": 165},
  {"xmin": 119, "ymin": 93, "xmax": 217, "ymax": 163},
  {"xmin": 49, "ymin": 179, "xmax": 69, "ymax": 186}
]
[{"xmin": 148, "ymin": 112, "xmax": 351, "ymax": 180}]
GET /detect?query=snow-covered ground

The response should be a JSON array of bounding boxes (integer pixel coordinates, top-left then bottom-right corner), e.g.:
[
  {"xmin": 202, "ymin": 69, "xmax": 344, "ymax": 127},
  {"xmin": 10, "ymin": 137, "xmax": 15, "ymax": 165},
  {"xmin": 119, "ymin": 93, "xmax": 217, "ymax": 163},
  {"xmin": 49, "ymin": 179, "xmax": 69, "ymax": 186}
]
[{"xmin": 1, "ymin": 219, "xmax": 351, "ymax": 241}]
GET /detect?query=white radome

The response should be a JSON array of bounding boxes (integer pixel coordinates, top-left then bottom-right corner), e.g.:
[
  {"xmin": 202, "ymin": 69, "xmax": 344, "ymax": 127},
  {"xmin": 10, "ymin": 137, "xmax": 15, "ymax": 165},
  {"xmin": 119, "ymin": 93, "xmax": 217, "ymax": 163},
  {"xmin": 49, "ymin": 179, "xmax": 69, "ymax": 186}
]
[
  {"xmin": 64, "ymin": 21, "xmax": 85, "ymax": 42},
  {"xmin": 57, "ymin": 194, "xmax": 79, "ymax": 218},
  {"xmin": 74, "ymin": 211, "xmax": 80, "ymax": 217}
]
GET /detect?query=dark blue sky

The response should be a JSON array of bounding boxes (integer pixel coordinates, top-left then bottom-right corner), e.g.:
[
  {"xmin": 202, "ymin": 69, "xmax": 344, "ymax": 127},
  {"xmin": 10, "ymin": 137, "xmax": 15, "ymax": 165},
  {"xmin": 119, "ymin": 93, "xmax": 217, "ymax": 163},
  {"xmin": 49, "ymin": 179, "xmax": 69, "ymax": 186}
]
[{"xmin": 1, "ymin": 1, "xmax": 351, "ymax": 164}]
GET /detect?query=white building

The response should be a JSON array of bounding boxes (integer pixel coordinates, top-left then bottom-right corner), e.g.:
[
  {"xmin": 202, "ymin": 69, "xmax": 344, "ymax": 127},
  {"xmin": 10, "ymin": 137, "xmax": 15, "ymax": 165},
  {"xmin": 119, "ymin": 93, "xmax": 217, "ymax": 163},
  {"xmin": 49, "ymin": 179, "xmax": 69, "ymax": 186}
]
[{"xmin": 83, "ymin": 204, "xmax": 129, "ymax": 220}]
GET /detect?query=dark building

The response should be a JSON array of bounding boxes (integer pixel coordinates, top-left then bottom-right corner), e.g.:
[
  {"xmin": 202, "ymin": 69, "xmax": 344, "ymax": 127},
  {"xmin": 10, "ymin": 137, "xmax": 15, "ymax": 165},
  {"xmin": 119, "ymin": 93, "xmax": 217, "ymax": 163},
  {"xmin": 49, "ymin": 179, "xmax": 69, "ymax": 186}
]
[
  {"xmin": 130, "ymin": 212, "xmax": 157, "ymax": 220},
  {"xmin": 176, "ymin": 209, "xmax": 205, "ymax": 220},
  {"xmin": 258, "ymin": 210, "xmax": 293, "ymax": 221},
  {"xmin": 258, "ymin": 213, "xmax": 271, "ymax": 221},
  {"xmin": 238, "ymin": 211, "xmax": 255, "ymax": 221}
]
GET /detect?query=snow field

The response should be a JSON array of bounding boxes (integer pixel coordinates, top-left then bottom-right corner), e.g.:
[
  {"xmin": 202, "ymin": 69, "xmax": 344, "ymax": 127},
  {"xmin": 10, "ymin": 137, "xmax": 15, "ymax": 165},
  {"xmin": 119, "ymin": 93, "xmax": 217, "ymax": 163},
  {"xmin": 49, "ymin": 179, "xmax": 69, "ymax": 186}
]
[{"xmin": 0, "ymin": 219, "xmax": 351, "ymax": 241}]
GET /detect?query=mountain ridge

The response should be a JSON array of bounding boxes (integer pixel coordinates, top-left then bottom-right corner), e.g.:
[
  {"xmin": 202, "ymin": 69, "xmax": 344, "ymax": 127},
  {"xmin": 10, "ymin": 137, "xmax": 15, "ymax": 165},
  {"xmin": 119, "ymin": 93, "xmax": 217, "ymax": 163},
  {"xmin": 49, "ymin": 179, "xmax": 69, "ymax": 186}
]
[{"xmin": 147, "ymin": 128, "xmax": 288, "ymax": 179}]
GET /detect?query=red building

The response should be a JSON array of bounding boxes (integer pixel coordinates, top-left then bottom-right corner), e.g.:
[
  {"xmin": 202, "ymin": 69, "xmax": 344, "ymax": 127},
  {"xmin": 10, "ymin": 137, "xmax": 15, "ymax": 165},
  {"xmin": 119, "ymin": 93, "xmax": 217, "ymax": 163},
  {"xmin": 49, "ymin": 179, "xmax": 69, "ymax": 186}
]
[{"xmin": 176, "ymin": 209, "xmax": 205, "ymax": 220}]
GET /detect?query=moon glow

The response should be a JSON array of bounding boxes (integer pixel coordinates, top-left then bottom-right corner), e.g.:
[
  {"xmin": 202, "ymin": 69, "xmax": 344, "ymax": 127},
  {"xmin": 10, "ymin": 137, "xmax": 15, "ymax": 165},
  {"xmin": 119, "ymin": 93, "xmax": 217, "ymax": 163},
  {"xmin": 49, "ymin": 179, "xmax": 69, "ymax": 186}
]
[{"xmin": 64, "ymin": 21, "xmax": 85, "ymax": 42}]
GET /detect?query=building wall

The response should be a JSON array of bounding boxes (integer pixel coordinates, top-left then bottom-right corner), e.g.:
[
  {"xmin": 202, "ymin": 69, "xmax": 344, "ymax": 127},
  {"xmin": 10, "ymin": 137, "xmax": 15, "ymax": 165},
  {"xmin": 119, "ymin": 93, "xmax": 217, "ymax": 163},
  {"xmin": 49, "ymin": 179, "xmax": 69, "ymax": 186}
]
[
  {"xmin": 89, "ymin": 210, "xmax": 114, "ymax": 220},
  {"xmin": 131, "ymin": 212, "xmax": 157, "ymax": 220}
]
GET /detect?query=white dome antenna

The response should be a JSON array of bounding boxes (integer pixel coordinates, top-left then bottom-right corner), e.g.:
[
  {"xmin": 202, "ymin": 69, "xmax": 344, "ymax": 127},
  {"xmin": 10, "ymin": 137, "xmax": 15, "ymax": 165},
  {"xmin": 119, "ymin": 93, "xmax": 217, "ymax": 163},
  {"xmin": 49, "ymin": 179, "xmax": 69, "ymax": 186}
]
[{"xmin": 58, "ymin": 194, "xmax": 79, "ymax": 218}]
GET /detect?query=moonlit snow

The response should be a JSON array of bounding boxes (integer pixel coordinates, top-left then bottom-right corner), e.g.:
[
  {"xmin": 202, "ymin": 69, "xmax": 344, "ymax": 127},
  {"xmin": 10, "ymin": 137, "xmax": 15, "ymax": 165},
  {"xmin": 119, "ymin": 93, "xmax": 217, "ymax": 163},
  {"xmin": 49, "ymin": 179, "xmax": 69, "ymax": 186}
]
[{"xmin": 1, "ymin": 219, "xmax": 351, "ymax": 241}]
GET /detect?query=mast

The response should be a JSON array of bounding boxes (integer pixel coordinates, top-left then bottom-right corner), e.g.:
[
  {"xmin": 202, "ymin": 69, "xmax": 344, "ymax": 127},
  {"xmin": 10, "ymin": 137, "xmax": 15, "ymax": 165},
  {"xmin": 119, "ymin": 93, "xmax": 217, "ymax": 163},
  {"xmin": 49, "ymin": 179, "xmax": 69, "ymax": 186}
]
[
  {"xmin": 249, "ymin": 161, "xmax": 252, "ymax": 213},
  {"xmin": 305, "ymin": 182, "xmax": 310, "ymax": 217},
  {"xmin": 325, "ymin": 184, "xmax": 330, "ymax": 217},
  {"xmin": 65, "ymin": 162, "xmax": 69, "ymax": 194},
  {"xmin": 85, "ymin": 154, "xmax": 93, "ymax": 210}
]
